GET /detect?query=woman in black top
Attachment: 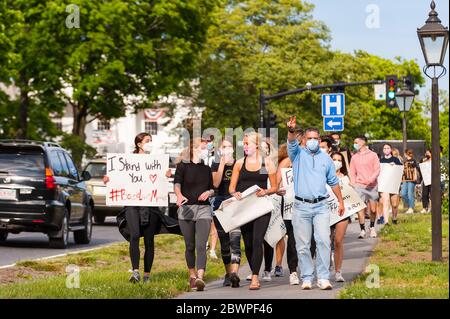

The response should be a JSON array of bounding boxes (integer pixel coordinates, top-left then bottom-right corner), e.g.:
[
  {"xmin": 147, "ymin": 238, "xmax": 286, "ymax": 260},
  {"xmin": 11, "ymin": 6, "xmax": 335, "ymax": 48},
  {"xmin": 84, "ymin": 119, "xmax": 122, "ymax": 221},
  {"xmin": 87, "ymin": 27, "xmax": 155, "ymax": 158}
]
[
  {"xmin": 379, "ymin": 143, "xmax": 402, "ymax": 224},
  {"xmin": 228, "ymin": 132, "xmax": 277, "ymax": 290},
  {"xmin": 211, "ymin": 138, "xmax": 242, "ymax": 287},
  {"xmin": 103, "ymin": 132, "xmax": 169, "ymax": 283},
  {"xmin": 174, "ymin": 138, "xmax": 214, "ymax": 292}
]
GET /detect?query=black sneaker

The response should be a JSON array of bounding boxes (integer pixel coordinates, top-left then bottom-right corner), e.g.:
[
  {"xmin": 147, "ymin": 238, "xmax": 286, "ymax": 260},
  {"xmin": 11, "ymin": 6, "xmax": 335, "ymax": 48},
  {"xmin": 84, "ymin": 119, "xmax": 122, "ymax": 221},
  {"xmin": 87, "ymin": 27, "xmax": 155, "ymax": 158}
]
[
  {"xmin": 274, "ymin": 266, "xmax": 284, "ymax": 277},
  {"xmin": 129, "ymin": 270, "xmax": 141, "ymax": 283},
  {"xmin": 143, "ymin": 275, "xmax": 150, "ymax": 283},
  {"xmin": 230, "ymin": 272, "xmax": 240, "ymax": 288},
  {"xmin": 223, "ymin": 273, "xmax": 231, "ymax": 287},
  {"xmin": 392, "ymin": 219, "xmax": 398, "ymax": 225}
]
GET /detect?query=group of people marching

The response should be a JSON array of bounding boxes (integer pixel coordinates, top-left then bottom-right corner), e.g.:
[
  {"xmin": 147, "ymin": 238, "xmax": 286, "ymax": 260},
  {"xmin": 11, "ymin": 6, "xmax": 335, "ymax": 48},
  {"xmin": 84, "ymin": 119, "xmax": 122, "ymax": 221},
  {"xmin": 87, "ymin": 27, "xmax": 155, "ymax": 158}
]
[{"xmin": 104, "ymin": 117, "xmax": 446, "ymax": 292}]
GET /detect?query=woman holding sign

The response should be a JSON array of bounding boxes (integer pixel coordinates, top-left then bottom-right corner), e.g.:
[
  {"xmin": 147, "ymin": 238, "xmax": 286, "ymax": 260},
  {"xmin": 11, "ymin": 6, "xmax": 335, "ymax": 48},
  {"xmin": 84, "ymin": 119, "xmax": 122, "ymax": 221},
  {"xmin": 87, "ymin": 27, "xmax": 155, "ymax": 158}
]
[
  {"xmin": 174, "ymin": 138, "xmax": 214, "ymax": 292},
  {"xmin": 330, "ymin": 152, "xmax": 351, "ymax": 282},
  {"xmin": 379, "ymin": 144, "xmax": 402, "ymax": 225},
  {"xmin": 228, "ymin": 132, "xmax": 278, "ymax": 290},
  {"xmin": 103, "ymin": 132, "xmax": 170, "ymax": 283}
]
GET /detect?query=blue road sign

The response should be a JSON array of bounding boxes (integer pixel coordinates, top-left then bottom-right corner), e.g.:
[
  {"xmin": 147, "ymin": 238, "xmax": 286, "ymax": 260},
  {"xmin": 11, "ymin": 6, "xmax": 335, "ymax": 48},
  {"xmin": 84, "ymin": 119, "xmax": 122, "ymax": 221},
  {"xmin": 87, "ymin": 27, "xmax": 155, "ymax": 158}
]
[
  {"xmin": 323, "ymin": 117, "xmax": 344, "ymax": 131},
  {"xmin": 322, "ymin": 93, "xmax": 345, "ymax": 116}
]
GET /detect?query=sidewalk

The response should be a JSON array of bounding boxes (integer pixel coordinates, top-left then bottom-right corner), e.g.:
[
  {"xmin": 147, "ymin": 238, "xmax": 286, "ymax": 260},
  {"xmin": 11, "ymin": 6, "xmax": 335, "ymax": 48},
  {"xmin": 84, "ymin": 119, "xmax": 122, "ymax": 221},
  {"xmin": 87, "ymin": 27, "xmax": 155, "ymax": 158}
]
[{"xmin": 175, "ymin": 220, "xmax": 380, "ymax": 299}]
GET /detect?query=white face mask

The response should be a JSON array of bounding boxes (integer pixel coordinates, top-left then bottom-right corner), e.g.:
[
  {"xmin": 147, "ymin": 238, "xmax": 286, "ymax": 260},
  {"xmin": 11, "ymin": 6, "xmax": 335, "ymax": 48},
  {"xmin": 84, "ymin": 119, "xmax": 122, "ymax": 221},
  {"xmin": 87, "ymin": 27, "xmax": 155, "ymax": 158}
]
[
  {"xmin": 142, "ymin": 142, "xmax": 153, "ymax": 154},
  {"xmin": 334, "ymin": 160, "xmax": 342, "ymax": 171},
  {"xmin": 320, "ymin": 147, "xmax": 328, "ymax": 154}
]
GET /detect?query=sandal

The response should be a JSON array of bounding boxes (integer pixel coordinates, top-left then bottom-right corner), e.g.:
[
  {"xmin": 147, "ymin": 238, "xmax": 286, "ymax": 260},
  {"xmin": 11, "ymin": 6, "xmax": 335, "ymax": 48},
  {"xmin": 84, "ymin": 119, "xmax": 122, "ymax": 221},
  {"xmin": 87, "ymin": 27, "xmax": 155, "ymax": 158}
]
[{"xmin": 249, "ymin": 281, "xmax": 260, "ymax": 290}]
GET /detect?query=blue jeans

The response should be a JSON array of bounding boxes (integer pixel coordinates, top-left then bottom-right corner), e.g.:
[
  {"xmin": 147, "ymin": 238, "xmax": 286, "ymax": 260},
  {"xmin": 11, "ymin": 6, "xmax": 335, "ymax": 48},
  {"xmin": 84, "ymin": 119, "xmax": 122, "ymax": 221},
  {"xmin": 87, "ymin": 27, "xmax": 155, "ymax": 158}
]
[
  {"xmin": 292, "ymin": 200, "xmax": 331, "ymax": 282},
  {"xmin": 401, "ymin": 182, "xmax": 416, "ymax": 209}
]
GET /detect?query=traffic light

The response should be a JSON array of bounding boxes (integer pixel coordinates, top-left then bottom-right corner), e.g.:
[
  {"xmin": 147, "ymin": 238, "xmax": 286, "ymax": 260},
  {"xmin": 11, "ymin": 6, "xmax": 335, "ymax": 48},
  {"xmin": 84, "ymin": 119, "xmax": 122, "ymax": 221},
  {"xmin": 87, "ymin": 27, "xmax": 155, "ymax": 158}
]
[
  {"xmin": 404, "ymin": 75, "xmax": 416, "ymax": 94},
  {"xmin": 267, "ymin": 110, "xmax": 277, "ymax": 128},
  {"xmin": 385, "ymin": 75, "xmax": 398, "ymax": 108}
]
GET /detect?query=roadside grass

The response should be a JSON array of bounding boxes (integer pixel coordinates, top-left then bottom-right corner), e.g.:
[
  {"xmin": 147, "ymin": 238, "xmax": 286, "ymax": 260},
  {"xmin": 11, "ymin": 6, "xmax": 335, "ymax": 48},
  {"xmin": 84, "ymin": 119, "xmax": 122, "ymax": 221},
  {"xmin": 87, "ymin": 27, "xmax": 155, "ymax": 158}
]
[
  {"xmin": 339, "ymin": 212, "xmax": 449, "ymax": 299},
  {"xmin": 0, "ymin": 234, "xmax": 237, "ymax": 298}
]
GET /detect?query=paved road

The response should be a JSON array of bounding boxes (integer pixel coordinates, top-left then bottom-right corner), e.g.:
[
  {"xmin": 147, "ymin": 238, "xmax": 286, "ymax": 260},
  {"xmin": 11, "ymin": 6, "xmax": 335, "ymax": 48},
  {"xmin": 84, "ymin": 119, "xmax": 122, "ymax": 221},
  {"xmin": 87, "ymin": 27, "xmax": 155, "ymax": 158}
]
[
  {"xmin": 176, "ymin": 221, "xmax": 380, "ymax": 299},
  {"xmin": 0, "ymin": 217, "xmax": 125, "ymax": 267}
]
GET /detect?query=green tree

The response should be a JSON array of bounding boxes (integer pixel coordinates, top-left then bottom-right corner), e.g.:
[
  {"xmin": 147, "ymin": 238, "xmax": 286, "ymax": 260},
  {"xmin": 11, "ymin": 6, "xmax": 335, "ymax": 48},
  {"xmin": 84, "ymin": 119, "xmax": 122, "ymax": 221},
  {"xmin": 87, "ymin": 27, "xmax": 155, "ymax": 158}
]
[{"xmin": 194, "ymin": 0, "xmax": 430, "ymax": 146}]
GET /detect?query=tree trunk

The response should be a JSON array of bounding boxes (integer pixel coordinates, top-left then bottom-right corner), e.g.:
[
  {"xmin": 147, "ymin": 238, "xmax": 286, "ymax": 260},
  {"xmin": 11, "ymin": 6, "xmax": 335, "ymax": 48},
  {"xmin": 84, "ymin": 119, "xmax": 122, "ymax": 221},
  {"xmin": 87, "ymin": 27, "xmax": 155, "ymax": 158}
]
[
  {"xmin": 15, "ymin": 72, "xmax": 29, "ymax": 139},
  {"xmin": 72, "ymin": 103, "xmax": 87, "ymax": 142}
]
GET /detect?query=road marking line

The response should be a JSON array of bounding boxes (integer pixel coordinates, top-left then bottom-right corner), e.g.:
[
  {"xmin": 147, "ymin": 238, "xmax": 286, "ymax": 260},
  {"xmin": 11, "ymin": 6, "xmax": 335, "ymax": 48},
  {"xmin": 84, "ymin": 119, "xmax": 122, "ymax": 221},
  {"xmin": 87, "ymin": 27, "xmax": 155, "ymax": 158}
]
[{"xmin": 0, "ymin": 242, "xmax": 123, "ymax": 269}]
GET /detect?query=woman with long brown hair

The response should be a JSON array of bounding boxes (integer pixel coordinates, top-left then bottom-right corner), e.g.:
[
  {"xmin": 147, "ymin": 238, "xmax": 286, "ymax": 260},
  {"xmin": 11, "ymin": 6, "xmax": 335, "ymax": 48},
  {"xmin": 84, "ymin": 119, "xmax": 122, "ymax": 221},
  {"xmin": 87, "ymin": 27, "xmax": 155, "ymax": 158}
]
[
  {"xmin": 174, "ymin": 137, "xmax": 214, "ymax": 291},
  {"xmin": 104, "ymin": 132, "xmax": 163, "ymax": 283}
]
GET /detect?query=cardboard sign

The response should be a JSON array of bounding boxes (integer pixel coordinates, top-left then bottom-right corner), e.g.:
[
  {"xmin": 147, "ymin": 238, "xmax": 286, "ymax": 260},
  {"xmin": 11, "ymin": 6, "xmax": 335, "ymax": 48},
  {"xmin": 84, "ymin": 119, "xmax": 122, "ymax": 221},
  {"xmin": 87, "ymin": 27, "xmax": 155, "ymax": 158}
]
[
  {"xmin": 264, "ymin": 206, "xmax": 286, "ymax": 248},
  {"xmin": 106, "ymin": 153, "xmax": 169, "ymax": 207},
  {"xmin": 326, "ymin": 181, "xmax": 366, "ymax": 226},
  {"xmin": 377, "ymin": 163, "xmax": 404, "ymax": 194},
  {"xmin": 280, "ymin": 168, "xmax": 294, "ymax": 220},
  {"xmin": 215, "ymin": 185, "xmax": 275, "ymax": 233},
  {"xmin": 419, "ymin": 161, "xmax": 432, "ymax": 186}
]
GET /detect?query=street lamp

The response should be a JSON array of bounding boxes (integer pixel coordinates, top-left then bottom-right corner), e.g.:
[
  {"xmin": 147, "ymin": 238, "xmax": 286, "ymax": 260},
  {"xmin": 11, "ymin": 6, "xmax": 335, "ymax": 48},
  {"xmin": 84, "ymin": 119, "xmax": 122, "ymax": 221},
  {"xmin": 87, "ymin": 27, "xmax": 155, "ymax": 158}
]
[
  {"xmin": 417, "ymin": 0, "xmax": 449, "ymax": 262},
  {"xmin": 395, "ymin": 83, "xmax": 415, "ymax": 154}
]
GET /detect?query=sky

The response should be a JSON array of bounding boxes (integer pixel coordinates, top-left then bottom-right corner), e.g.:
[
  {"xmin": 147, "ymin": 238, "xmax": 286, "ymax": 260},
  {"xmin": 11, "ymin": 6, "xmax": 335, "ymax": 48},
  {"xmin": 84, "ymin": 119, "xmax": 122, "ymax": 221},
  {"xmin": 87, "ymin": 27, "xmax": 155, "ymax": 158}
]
[{"xmin": 307, "ymin": 0, "xmax": 449, "ymax": 101}]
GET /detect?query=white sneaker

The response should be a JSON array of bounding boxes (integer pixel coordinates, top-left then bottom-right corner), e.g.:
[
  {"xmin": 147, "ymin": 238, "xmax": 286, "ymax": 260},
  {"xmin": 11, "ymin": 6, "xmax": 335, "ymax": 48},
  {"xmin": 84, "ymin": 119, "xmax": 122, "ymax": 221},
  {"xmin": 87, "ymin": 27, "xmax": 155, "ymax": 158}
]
[
  {"xmin": 246, "ymin": 274, "xmax": 252, "ymax": 281},
  {"xmin": 335, "ymin": 272, "xmax": 345, "ymax": 282},
  {"xmin": 358, "ymin": 229, "xmax": 366, "ymax": 239},
  {"xmin": 369, "ymin": 227, "xmax": 377, "ymax": 238},
  {"xmin": 405, "ymin": 208, "xmax": 414, "ymax": 214},
  {"xmin": 289, "ymin": 272, "xmax": 300, "ymax": 285},
  {"xmin": 301, "ymin": 280, "xmax": 312, "ymax": 290},
  {"xmin": 420, "ymin": 208, "xmax": 427, "ymax": 214},
  {"xmin": 317, "ymin": 279, "xmax": 333, "ymax": 290},
  {"xmin": 262, "ymin": 271, "xmax": 272, "ymax": 282},
  {"xmin": 427, "ymin": 207, "xmax": 432, "ymax": 213},
  {"xmin": 209, "ymin": 250, "xmax": 218, "ymax": 259}
]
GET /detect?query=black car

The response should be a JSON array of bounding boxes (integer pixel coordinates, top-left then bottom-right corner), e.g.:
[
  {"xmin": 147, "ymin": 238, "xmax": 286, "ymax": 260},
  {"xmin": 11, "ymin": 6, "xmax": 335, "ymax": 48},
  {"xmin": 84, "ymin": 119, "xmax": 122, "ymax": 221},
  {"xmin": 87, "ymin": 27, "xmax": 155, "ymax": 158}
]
[{"xmin": 0, "ymin": 140, "xmax": 94, "ymax": 248}]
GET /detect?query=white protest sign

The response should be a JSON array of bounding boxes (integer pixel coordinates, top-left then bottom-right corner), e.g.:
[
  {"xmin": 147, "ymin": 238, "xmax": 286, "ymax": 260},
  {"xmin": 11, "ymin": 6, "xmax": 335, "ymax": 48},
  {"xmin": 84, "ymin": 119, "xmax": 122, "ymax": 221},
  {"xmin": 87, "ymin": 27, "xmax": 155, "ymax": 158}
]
[
  {"xmin": 264, "ymin": 196, "xmax": 287, "ymax": 247},
  {"xmin": 281, "ymin": 168, "xmax": 294, "ymax": 220},
  {"xmin": 419, "ymin": 161, "xmax": 432, "ymax": 186},
  {"xmin": 326, "ymin": 181, "xmax": 366, "ymax": 226},
  {"xmin": 377, "ymin": 163, "xmax": 404, "ymax": 194},
  {"xmin": 215, "ymin": 185, "xmax": 275, "ymax": 233},
  {"xmin": 106, "ymin": 153, "xmax": 169, "ymax": 207}
]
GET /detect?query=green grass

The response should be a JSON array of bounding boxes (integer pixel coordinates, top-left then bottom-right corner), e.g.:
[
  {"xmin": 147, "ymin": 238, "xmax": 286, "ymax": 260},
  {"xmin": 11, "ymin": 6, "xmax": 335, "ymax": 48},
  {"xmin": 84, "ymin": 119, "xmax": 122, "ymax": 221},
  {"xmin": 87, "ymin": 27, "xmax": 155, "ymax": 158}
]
[
  {"xmin": 339, "ymin": 213, "xmax": 449, "ymax": 299},
  {"xmin": 0, "ymin": 234, "xmax": 236, "ymax": 299}
]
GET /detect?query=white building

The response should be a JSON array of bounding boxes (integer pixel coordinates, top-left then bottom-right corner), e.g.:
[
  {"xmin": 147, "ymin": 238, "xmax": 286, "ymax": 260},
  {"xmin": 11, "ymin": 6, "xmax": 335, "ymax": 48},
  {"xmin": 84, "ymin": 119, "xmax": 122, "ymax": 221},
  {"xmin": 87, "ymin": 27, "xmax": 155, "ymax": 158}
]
[{"xmin": 54, "ymin": 93, "xmax": 204, "ymax": 161}]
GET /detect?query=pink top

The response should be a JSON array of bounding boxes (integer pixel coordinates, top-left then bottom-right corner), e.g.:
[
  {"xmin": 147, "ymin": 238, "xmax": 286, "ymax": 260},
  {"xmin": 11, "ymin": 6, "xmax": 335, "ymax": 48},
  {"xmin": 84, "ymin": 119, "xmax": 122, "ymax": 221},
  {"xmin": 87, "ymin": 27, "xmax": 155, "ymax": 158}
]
[{"xmin": 349, "ymin": 148, "xmax": 381, "ymax": 188}]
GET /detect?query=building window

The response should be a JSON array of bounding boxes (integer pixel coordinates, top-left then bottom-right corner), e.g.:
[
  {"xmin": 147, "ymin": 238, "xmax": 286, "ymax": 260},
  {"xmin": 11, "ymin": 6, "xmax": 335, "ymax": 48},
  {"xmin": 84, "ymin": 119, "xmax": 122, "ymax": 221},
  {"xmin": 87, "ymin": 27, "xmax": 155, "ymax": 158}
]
[
  {"xmin": 54, "ymin": 120, "xmax": 62, "ymax": 131},
  {"xmin": 97, "ymin": 119, "xmax": 110, "ymax": 131},
  {"xmin": 145, "ymin": 121, "xmax": 158, "ymax": 135}
]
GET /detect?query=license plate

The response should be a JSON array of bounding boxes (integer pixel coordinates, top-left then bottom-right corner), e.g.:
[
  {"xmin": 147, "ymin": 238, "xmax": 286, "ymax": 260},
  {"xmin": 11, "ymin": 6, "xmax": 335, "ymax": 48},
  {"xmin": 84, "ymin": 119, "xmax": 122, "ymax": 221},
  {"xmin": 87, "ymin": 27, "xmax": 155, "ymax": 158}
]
[
  {"xmin": 93, "ymin": 186, "xmax": 106, "ymax": 196},
  {"xmin": 0, "ymin": 188, "xmax": 17, "ymax": 200}
]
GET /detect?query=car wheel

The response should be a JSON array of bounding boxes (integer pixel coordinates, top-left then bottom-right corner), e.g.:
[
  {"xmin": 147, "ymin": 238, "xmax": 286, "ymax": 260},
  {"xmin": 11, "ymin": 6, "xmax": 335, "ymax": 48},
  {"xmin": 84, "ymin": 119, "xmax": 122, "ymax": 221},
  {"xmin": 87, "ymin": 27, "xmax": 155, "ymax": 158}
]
[
  {"xmin": 74, "ymin": 205, "xmax": 93, "ymax": 244},
  {"xmin": 0, "ymin": 232, "xmax": 7, "ymax": 242},
  {"xmin": 49, "ymin": 208, "xmax": 69, "ymax": 249},
  {"xmin": 93, "ymin": 214, "xmax": 106, "ymax": 224}
]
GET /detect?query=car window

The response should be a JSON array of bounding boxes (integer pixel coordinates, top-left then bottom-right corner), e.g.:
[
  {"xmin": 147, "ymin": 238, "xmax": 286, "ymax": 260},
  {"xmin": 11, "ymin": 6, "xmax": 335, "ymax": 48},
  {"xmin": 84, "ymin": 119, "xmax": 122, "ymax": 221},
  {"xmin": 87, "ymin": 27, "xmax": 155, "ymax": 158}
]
[
  {"xmin": 58, "ymin": 151, "xmax": 70, "ymax": 177},
  {"xmin": 49, "ymin": 151, "xmax": 64, "ymax": 176},
  {"xmin": 0, "ymin": 149, "xmax": 45, "ymax": 177},
  {"xmin": 62, "ymin": 152, "xmax": 79, "ymax": 180},
  {"xmin": 84, "ymin": 163, "xmax": 106, "ymax": 178}
]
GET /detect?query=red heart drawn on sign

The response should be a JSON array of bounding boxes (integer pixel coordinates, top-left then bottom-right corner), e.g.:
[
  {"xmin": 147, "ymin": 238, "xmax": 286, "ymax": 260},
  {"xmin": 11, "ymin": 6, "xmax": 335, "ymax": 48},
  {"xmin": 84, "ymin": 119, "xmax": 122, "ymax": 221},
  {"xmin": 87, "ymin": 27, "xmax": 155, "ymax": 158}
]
[{"xmin": 149, "ymin": 174, "xmax": 157, "ymax": 184}]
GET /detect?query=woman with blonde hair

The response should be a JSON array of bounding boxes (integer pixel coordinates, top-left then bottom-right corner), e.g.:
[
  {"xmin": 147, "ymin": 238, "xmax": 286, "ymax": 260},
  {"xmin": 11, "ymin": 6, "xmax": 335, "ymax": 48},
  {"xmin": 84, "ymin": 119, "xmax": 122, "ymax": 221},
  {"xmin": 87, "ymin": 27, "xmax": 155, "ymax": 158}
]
[{"xmin": 228, "ymin": 132, "xmax": 278, "ymax": 290}]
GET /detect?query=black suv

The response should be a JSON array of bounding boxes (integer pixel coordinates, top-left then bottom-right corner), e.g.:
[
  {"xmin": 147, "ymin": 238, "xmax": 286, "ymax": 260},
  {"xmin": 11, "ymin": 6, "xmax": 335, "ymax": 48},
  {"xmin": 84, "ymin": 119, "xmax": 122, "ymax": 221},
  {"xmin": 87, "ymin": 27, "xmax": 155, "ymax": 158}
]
[{"xmin": 0, "ymin": 140, "xmax": 94, "ymax": 248}]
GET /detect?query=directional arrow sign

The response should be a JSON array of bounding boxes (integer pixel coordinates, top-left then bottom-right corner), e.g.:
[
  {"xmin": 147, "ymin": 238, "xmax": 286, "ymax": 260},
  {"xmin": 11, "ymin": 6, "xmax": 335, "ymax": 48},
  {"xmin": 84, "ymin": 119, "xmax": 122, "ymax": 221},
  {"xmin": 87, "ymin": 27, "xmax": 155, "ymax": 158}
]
[{"xmin": 323, "ymin": 116, "xmax": 344, "ymax": 131}]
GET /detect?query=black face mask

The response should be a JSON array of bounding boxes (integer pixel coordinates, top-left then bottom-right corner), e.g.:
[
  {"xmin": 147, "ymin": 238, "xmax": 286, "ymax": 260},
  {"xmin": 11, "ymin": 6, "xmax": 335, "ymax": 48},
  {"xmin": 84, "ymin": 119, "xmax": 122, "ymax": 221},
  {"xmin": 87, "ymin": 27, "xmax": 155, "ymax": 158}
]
[{"xmin": 426, "ymin": 155, "xmax": 431, "ymax": 159}]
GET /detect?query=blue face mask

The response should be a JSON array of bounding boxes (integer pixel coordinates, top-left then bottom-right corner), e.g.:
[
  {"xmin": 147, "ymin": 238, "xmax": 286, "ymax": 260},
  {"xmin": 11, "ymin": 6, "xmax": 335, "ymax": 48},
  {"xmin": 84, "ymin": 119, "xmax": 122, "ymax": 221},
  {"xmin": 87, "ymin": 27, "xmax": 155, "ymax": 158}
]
[
  {"xmin": 207, "ymin": 142, "xmax": 214, "ymax": 151},
  {"xmin": 306, "ymin": 139, "xmax": 319, "ymax": 153},
  {"xmin": 353, "ymin": 143, "xmax": 360, "ymax": 151}
]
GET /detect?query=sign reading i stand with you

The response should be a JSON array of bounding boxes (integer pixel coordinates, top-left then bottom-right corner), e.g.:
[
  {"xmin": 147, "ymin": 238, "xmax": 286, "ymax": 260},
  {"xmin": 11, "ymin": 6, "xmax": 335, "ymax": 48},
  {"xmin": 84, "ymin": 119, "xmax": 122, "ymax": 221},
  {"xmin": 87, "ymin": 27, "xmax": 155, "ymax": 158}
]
[{"xmin": 106, "ymin": 153, "xmax": 169, "ymax": 207}]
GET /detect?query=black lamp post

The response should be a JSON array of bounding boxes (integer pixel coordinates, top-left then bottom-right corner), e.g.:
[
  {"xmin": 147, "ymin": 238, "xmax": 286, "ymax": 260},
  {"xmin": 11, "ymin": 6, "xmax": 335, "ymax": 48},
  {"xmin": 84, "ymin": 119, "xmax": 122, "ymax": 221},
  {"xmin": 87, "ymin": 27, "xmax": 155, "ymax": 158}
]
[
  {"xmin": 395, "ymin": 83, "xmax": 415, "ymax": 154},
  {"xmin": 417, "ymin": 0, "xmax": 449, "ymax": 262}
]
